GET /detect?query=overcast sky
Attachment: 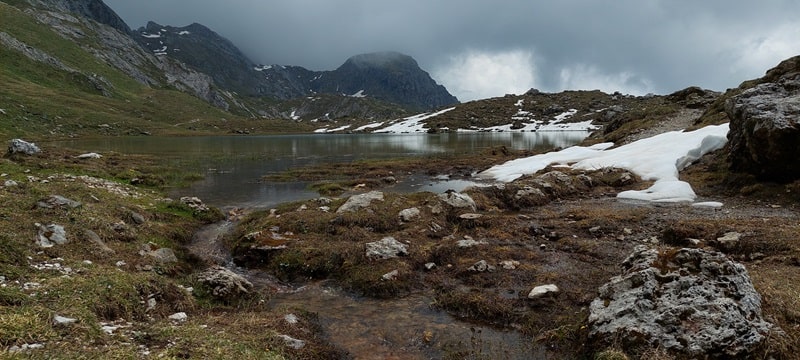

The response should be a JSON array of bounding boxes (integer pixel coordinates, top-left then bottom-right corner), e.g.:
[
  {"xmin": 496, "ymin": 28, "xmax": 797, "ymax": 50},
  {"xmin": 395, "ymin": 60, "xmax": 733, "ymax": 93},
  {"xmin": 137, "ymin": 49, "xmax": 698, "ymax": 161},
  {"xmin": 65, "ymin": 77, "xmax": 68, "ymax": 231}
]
[{"xmin": 103, "ymin": 0, "xmax": 799, "ymax": 102}]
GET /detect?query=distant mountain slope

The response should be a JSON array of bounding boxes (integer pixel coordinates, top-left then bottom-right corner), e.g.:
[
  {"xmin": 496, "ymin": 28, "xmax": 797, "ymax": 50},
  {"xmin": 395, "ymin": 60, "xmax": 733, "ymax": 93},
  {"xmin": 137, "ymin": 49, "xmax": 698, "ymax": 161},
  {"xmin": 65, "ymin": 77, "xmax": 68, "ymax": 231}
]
[
  {"xmin": 133, "ymin": 22, "xmax": 458, "ymax": 112},
  {"xmin": 28, "ymin": 0, "xmax": 131, "ymax": 34}
]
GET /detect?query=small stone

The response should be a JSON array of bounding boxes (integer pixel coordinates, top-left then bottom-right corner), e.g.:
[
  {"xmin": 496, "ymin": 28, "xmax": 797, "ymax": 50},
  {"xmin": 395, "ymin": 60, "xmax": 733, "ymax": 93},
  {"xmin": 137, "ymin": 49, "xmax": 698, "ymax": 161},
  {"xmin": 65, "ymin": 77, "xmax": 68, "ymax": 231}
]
[
  {"xmin": 468, "ymin": 260, "xmax": 496, "ymax": 273},
  {"xmin": 115, "ymin": 260, "xmax": 127, "ymax": 267},
  {"xmin": 539, "ymin": 244, "xmax": 547, "ymax": 250},
  {"xmin": 3, "ymin": 180, "xmax": 18, "ymax": 187},
  {"xmin": 398, "ymin": 207, "xmax": 421, "ymax": 222},
  {"xmin": 146, "ymin": 298, "xmax": 157, "ymax": 311},
  {"xmin": 284, "ymin": 314, "xmax": 299, "ymax": 325},
  {"xmin": 528, "ymin": 284, "xmax": 559, "ymax": 299},
  {"xmin": 438, "ymin": 191, "xmax": 476, "ymax": 211},
  {"xmin": 365, "ymin": 236, "xmax": 408, "ymax": 260},
  {"xmin": 131, "ymin": 212, "xmax": 146, "ymax": 225},
  {"xmin": 715, "ymin": 232, "xmax": 742, "ymax": 250},
  {"xmin": 589, "ymin": 226, "xmax": 602, "ymax": 235},
  {"xmin": 168, "ymin": 312, "xmax": 188, "ymax": 322},
  {"xmin": 424, "ymin": 262, "xmax": 437, "ymax": 271},
  {"xmin": 276, "ymin": 334, "xmax": 306, "ymax": 350},
  {"xmin": 499, "ymin": 260, "xmax": 521, "ymax": 270},
  {"xmin": 381, "ymin": 269, "xmax": 399, "ymax": 281}
]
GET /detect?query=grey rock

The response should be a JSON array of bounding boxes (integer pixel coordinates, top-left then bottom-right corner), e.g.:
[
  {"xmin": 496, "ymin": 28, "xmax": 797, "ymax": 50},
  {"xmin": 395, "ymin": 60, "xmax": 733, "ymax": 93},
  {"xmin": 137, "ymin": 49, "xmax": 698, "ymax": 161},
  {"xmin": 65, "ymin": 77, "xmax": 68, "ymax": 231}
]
[
  {"xmin": 424, "ymin": 262, "xmax": 437, "ymax": 270},
  {"xmin": 726, "ymin": 69, "xmax": 800, "ymax": 181},
  {"xmin": 438, "ymin": 191, "xmax": 476, "ymax": 211},
  {"xmin": 197, "ymin": 266, "xmax": 254, "ymax": 300},
  {"xmin": 499, "ymin": 260, "xmax": 521, "ymax": 270},
  {"xmin": 588, "ymin": 246, "xmax": 773, "ymax": 358},
  {"xmin": 337, "ymin": 191, "xmax": 384, "ymax": 213},
  {"xmin": 456, "ymin": 237, "xmax": 487, "ymax": 248},
  {"xmin": 38, "ymin": 195, "xmax": 82, "ymax": 209},
  {"xmin": 168, "ymin": 312, "xmax": 187, "ymax": 322},
  {"xmin": 381, "ymin": 269, "xmax": 399, "ymax": 281},
  {"xmin": 714, "ymin": 231, "xmax": 742, "ymax": 250},
  {"xmin": 398, "ymin": 207, "xmax": 421, "ymax": 222},
  {"xmin": 8, "ymin": 139, "xmax": 41, "ymax": 156},
  {"xmin": 3, "ymin": 180, "xmax": 18, "ymax": 187},
  {"xmin": 365, "ymin": 236, "xmax": 408, "ymax": 260},
  {"xmin": 82, "ymin": 229, "xmax": 114, "ymax": 254},
  {"xmin": 468, "ymin": 260, "xmax": 496, "ymax": 273},
  {"xmin": 147, "ymin": 248, "xmax": 178, "ymax": 263},
  {"xmin": 276, "ymin": 334, "xmax": 306, "ymax": 350},
  {"xmin": 36, "ymin": 223, "xmax": 68, "ymax": 247},
  {"xmin": 130, "ymin": 211, "xmax": 146, "ymax": 225},
  {"xmin": 180, "ymin": 196, "xmax": 209, "ymax": 212}
]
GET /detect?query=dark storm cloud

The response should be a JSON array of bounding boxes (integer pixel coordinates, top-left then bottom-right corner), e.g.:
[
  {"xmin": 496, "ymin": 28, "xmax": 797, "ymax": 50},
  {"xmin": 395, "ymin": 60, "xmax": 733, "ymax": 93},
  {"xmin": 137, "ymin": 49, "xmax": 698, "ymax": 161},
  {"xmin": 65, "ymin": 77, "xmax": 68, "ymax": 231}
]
[{"xmin": 104, "ymin": 0, "xmax": 799, "ymax": 101}]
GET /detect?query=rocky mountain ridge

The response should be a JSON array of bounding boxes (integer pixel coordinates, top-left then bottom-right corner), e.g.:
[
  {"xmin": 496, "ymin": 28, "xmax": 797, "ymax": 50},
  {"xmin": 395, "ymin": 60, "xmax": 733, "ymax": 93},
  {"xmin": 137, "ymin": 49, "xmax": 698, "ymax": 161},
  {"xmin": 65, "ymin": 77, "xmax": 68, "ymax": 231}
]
[{"xmin": 134, "ymin": 22, "xmax": 458, "ymax": 114}]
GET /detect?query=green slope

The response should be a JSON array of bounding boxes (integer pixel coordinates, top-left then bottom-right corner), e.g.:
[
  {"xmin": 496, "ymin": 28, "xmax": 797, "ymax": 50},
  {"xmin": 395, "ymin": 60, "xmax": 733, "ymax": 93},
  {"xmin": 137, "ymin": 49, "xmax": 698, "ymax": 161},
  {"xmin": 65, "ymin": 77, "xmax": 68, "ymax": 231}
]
[{"xmin": 0, "ymin": 2, "xmax": 308, "ymax": 139}]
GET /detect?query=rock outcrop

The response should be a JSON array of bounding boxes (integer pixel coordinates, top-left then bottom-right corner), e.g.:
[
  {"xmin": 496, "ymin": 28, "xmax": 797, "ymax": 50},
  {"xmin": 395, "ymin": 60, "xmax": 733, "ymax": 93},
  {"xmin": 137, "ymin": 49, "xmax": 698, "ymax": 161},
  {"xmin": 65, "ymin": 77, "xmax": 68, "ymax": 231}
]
[
  {"xmin": 7, "ymin": 139, "xmax": 41, "ymax": 156},
  {"xmin": 197, "ymin": 266, "xmax": 254, "ymax": 300},
  {"xmin": 726, "ymin": 57, "xmax": 800, "ymax": 181},
  {"xmin": 588, "ymin": 246, "xmax": 773, "ymax": 358}
]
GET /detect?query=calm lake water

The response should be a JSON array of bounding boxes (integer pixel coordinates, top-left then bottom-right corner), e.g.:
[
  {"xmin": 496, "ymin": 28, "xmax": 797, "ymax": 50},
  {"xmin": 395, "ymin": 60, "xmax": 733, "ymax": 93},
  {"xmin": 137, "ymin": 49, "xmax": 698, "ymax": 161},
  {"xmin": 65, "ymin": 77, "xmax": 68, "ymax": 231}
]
[{"xmin": 55, "ymin": 132, "xmax": 588, "ymax": 208}]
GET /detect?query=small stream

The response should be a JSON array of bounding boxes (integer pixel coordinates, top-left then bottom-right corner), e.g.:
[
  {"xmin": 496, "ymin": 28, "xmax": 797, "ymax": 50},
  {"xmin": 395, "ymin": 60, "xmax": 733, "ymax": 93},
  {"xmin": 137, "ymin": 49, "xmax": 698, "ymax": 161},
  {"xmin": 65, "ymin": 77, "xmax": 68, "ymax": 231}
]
[{"xmin": 189, "ymin": 218, "xmax": 546, "ymax": 359}]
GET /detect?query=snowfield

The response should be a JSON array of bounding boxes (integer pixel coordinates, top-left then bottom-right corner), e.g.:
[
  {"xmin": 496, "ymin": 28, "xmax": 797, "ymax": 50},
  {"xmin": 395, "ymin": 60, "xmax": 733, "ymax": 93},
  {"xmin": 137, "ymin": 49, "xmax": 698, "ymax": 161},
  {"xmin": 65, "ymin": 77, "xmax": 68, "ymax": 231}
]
[
  {"xmin": 480, "ymin": 123, "xmax": 730, "ymax": 203},
  {"xmin": 372, "ymin": 107, "xmax": 457, "ymax": 133}
]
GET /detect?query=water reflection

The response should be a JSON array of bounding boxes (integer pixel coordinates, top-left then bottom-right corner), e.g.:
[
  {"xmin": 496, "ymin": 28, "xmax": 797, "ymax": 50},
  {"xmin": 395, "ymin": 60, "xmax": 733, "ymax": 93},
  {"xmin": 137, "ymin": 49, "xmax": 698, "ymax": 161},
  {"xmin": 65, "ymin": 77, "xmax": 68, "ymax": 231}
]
[{"xmin": 54, "ymin": 132, "xmax": 588, "ymax": 208}]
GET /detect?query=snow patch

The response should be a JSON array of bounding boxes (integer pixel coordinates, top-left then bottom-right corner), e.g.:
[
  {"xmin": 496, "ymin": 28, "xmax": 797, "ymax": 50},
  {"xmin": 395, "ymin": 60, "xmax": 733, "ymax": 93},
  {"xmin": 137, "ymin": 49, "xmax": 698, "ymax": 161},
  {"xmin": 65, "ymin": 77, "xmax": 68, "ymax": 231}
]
[
  {"xmin": 314, "ymin": 125, "xmax": 352, "ymax": 133},
  {"xmin": 552, "ymin": 109, "xmax": 579, "ymax": 123},
  {"xmin": 480, "ymin": 123, "xmax": 730, "ymax": 203},
  {"xmin": 373, "ymin": 107, "xmax": 457, "ymax": 133},
  {"xmin": 355, "ymin": 122, "xmax": 385, "ymax": 131},
  {"xmin": 141, "ymin": 33, "xmax": 160, "ymax": 39},
  {"xmin": 254, "ymin": 65, "xmax": 273, "ymax": 72},
  {"xmin": 290, "ymin": 110, "xmax": 300, "ymax": 121},
  {"xmin": 515, "ymin": 99, "xmax": 525, "ymax": 107},
  {"xmin": 178, "ymin": 30, "xmax": 190, "ymax": 35},
  {"xmin": 350, "ymin": 90, "xmax": 367, "ymax": 98}
]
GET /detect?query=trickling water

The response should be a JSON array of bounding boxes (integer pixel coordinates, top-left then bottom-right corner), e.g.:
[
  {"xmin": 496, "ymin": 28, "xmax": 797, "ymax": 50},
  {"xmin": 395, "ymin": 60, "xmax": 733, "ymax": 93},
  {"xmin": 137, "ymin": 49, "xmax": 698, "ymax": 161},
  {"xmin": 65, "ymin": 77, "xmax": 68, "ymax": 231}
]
[{"xmin": 189, "ymin": 219, "xmax": 546, "ymax": 359}]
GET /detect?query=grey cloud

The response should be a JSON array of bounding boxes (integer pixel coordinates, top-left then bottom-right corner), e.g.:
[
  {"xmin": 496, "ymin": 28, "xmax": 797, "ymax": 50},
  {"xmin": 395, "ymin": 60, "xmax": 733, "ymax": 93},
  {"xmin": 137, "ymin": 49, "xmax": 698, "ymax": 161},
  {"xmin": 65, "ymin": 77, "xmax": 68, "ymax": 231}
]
[{"xmin": 104, "ymin": 0, "xmax": 799, "ymax": 98}]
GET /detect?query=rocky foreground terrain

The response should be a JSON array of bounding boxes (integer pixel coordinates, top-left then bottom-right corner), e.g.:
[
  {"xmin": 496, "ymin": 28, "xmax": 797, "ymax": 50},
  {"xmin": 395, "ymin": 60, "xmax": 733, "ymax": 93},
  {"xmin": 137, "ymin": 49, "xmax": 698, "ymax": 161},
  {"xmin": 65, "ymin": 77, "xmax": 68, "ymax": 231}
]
[{"xmin": 2, "ymin": 46, "xmax": 800, "ymax": 360}]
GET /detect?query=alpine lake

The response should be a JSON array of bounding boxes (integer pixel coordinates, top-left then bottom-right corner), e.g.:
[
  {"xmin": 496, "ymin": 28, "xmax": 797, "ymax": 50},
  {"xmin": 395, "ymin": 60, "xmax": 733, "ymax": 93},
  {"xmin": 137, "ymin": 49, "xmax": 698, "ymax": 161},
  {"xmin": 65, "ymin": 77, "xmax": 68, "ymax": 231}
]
[{"xmin": 56, "ymin": 131, "xmax": 590, "ymax": 359}]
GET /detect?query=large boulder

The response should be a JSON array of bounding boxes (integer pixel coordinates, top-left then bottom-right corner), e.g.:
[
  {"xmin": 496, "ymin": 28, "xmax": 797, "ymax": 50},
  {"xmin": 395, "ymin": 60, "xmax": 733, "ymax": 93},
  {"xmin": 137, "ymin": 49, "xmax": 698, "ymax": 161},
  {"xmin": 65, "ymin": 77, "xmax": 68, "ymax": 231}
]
[
  {"xmin": 726, "ymin": 62, "xmax": 800, "ymax": 182},
  {"xmin": 588, "ymin": 246, "xmax": 773, "ymax": 358},
  {"xmin": 8, "ymin": 139, "xmax": 41, "ymax": 156}
]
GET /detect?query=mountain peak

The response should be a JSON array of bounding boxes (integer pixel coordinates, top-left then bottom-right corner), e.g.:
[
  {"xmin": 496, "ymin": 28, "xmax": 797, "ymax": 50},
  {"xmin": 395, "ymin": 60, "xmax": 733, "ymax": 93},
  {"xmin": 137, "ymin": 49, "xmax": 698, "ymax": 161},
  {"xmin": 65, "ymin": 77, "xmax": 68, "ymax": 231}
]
[{"xmin": 344, "ymin": 51, "xmax": 418, "ymax": 69}]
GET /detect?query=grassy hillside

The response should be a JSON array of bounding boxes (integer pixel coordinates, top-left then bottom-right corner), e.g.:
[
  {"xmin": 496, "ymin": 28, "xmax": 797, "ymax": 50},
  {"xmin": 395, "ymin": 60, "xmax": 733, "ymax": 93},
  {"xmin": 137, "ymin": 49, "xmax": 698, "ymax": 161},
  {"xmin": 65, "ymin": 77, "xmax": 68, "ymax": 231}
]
[{"xmin": 0, "ymin": 2, "xmax": 310, "ymax": 139}]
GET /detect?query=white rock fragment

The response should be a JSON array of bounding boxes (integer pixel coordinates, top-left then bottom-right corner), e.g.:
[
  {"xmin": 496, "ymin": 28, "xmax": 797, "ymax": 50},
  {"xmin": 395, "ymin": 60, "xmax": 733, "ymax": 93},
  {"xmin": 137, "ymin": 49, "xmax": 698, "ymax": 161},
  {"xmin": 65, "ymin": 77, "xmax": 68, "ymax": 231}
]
[
  {"xmin": 277, "ymin": 334, "xmax": 306, "ymax": 350},
  {"xmin": 284, "ymin": 314, "xmax": 299, "ymax": 325},
  {"xmin": 381, "ymin": 269, "xmax": 399, "ymax": 281},
  {"xmin": 53, "ymin": 315, "xmax": 77, "ymax": 325},
  {"xmin": 76, "ymin": 152, "xmax": 102, "ymax": 159},
  {"xmin": 528, "ymin": 284, "xmax": 560, "ymax": 299},
  {"xmin": 168, "ymin": 312, "xmax": 188, "ymax": 322}
]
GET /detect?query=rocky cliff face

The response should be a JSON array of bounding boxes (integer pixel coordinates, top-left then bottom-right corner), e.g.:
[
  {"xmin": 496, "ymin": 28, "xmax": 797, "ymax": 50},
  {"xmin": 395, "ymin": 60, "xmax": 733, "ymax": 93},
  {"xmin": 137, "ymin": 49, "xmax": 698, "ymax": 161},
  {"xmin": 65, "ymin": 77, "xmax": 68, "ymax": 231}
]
[
  {"xmin": 28, "ymin": 0, "xmax": 131, "ymax": 34},
  {"xmin": 724, "ymin": 56, "xmax": 800, "ymax": 182}
]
